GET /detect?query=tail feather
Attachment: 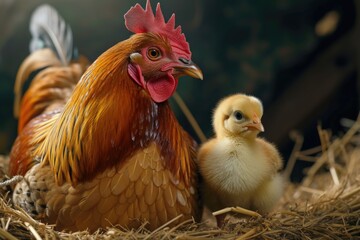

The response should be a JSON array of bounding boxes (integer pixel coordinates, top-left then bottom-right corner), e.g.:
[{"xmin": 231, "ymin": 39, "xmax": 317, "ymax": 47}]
[
  {"xmin": 29, "ymin": 4, "xmax": 74, "ymax": 65},
  {"xmin": 14, "ymin": 4, "xmax": 88, "ymax": 133},
  {"xmin": 14, "ymin": 49, "xmax": 62, "ymax": 118}
]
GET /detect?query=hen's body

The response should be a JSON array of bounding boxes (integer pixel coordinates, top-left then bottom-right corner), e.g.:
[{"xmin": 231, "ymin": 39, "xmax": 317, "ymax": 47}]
[{"xmin": 10, "ymin": 2, "xmax": 202, "ymax": 232}]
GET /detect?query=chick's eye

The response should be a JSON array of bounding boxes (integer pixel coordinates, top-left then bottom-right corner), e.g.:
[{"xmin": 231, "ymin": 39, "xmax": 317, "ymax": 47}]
[
  {"xmin": 234, "ymin": 111, "xmax": 243, "ymax": 121},
  {"xmin": 147, "ymin": 47, "xmax": 161, "ymax": 60}
]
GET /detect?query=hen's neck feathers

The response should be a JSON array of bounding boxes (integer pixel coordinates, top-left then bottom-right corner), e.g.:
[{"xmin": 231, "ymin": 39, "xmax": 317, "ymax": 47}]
[{"xmin": 34, "ymin": 34, "xmax": 196, "ymax": 186}]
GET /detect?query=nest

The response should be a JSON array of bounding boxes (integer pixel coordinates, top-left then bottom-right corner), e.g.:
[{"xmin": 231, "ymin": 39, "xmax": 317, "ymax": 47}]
[{"xmin": 0, "ymin": 116, "xmax": 360, "ymax": 239}]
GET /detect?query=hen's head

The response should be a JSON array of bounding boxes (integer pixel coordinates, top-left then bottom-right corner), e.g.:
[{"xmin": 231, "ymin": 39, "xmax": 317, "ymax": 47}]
[
  {"xmin": 124, "ymin": 0, "xmax": 203, "ymax": 103},
  {"xmin": 213, "ymin": 94, "xmax": 264, "ymax": 139}
]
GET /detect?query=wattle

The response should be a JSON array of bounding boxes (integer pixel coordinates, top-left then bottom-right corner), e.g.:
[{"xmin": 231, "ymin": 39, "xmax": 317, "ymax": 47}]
[
  {"xmin": 147, "ymin": 73, "xmax": 178, "ymax": 103},
  {"xmin": 128, "ymin": 63, "xmax": 177, "ymax": 103}
]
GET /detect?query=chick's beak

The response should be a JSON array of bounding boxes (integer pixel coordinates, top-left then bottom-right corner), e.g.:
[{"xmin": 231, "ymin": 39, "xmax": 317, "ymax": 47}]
[
  {"xmin": 173, "ymin": 59, "xmax": 203, "ymax": 80},
  {"xmin": 246, "ymin": 115, "xmax": 265, "ymax": 132}
]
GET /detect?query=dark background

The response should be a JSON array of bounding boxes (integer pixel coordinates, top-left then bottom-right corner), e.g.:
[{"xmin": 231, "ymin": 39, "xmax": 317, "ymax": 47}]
[{"xmin": 0, "ymin": 0, "xmax": 359, "ymax": 182}]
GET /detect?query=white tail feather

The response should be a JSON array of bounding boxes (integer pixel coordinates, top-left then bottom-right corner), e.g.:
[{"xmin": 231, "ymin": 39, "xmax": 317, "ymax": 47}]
[{"xmin": 29, "ymin": 4, "xmax": 73, "ymax": 65}]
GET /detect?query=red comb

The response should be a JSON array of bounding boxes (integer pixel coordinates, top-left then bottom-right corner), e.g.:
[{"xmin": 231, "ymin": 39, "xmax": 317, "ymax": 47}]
[{"xmin": 124, "ymin": 0, "xmax": 191, "ymax": 58}]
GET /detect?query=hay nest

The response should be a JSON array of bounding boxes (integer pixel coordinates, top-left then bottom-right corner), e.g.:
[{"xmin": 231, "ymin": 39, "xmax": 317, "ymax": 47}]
[{"xmin": 0, "ymin": 116, "xmax": 360, "ymax": 239}]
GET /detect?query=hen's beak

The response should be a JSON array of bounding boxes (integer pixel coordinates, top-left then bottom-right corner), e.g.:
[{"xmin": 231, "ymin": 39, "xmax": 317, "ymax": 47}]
[
  {"xmin": 246, "ymin": 115, "xmax": 265, "ymax": 132},
  {"xmin": 173, "ymin": 59, "xmax": 203, "ymax": 80}
]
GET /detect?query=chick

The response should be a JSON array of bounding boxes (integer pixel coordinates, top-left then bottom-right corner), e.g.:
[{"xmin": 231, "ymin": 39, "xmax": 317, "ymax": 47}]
[{"xmin": 198, "ymin": 94, "xmax": 283, "ymax": 226}]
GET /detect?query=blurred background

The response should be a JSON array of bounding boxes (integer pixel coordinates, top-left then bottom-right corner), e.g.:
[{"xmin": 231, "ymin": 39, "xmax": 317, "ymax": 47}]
[{"xmin": 0, "ymin": 0, "xmax": 359, "ymax": 182}]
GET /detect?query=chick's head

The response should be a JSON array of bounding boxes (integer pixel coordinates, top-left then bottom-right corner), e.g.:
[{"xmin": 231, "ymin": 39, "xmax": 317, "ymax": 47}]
[{"xmin": 213, "ymin": 94, "xmax": 264, "ymax": 139}]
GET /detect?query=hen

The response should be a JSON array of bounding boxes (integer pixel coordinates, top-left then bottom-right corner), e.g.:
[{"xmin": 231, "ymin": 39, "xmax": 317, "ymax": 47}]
[
  {"xmin": 9, "ymin": 1, "xmax": 203, "ymax": 232},
  {"xmin": 198, "ymin": 94, "xmax": 283, "ymax": 226}
]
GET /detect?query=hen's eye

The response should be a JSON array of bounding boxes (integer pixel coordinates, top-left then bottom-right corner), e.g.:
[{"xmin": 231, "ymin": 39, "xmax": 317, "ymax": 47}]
[
  {"xmin": 234, "ymin": 111, "xmax": 243, "ymax": 121},
  {"xmin": 147, "ymin": 47, "xmax": 161, "ymax": 60}
]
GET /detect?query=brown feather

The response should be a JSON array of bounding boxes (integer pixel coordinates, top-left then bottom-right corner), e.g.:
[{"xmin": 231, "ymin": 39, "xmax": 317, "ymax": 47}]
[
  {"xmin": 153, "ymin": 170, "xmax": 163, "ymax": 187},
  {"xmin": 99, "ymin": 177, "xmax": 112, "ymax": 198},
  {"xmin": 110, "ymin": 172, "xmax": 129, "ymax": 196},
  {"xmin": 97, "ymin": 194, "xmax": 117, "ymax": 214},
  {"xmin": 145, "ymin": 181, "xmax": 158, "ymax": 205},
  {"xmin": 135, "ymin": 177, "xmax": 145, "ymax": 197}
]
